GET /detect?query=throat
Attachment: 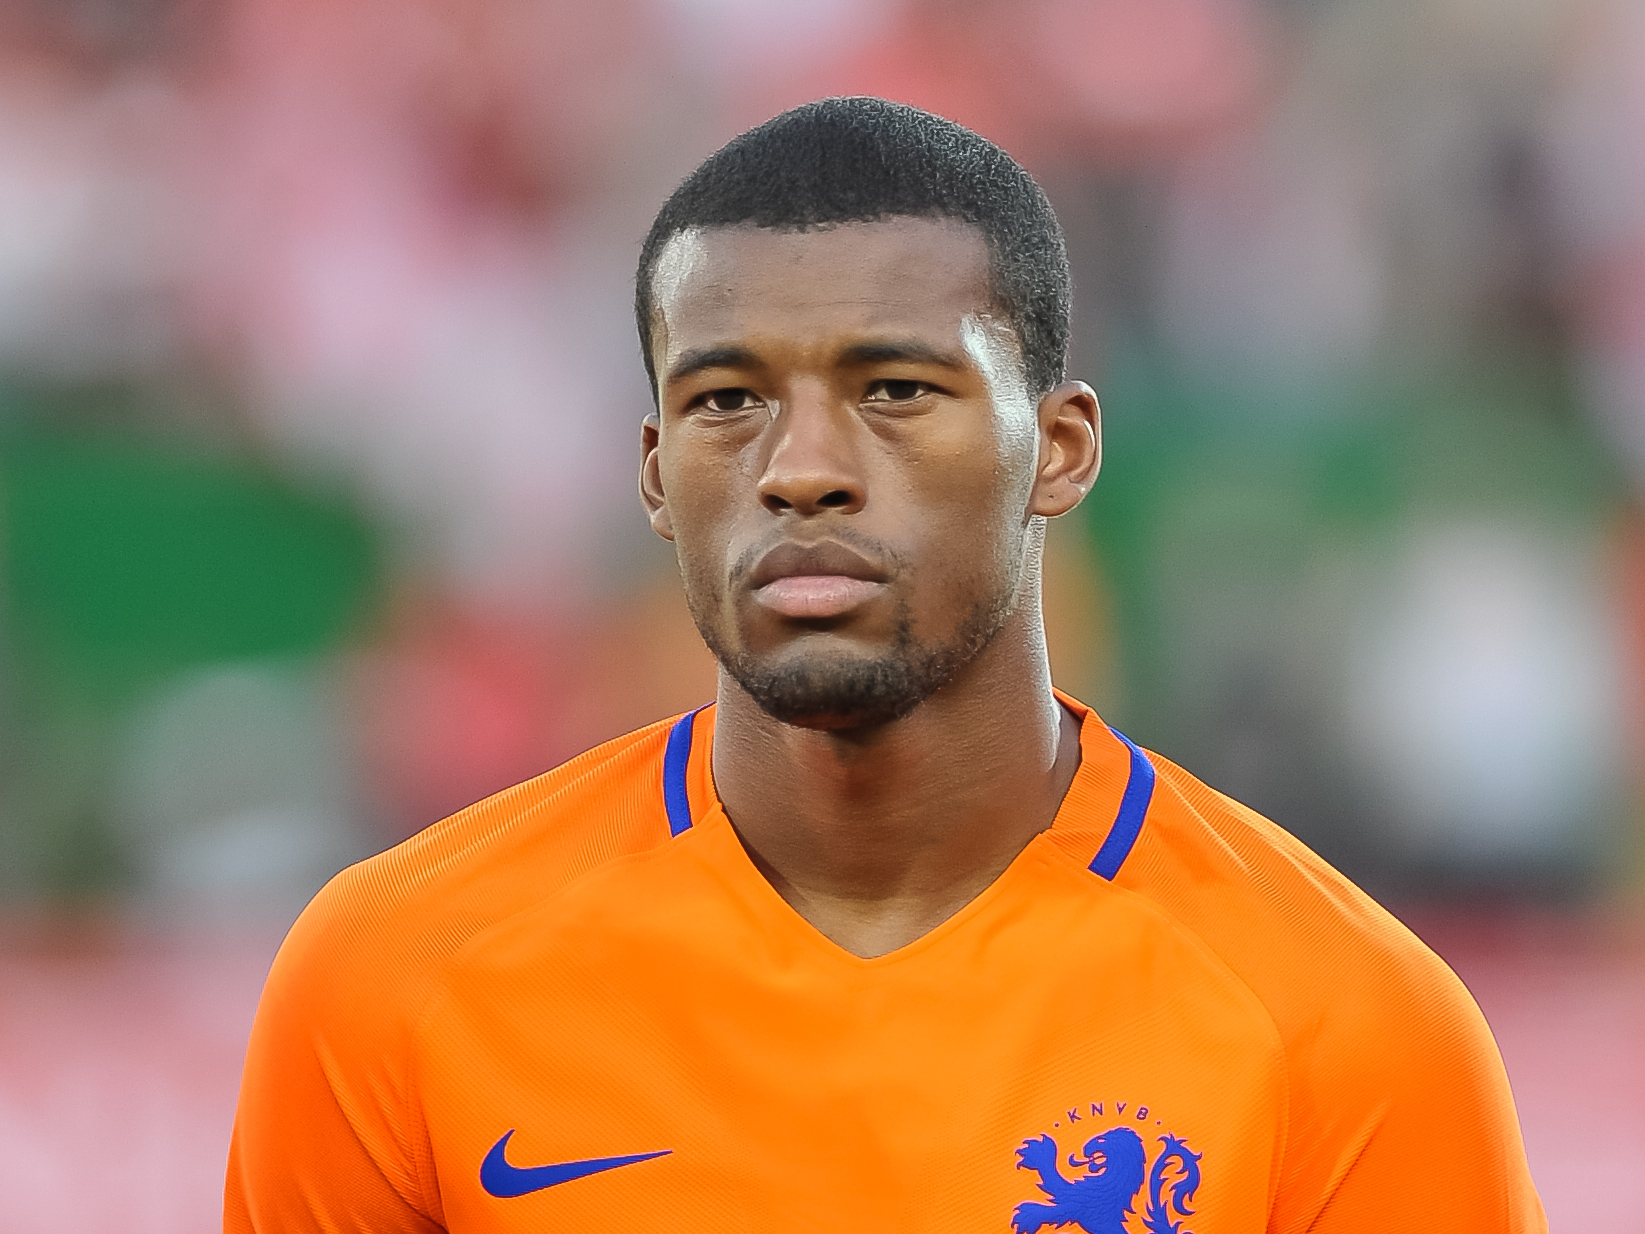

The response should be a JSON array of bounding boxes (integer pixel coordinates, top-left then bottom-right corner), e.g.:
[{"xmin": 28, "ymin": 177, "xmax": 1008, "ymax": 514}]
[{"xmin": 713, "ymin": 694, "xmax": 1084, "ymax": 960}]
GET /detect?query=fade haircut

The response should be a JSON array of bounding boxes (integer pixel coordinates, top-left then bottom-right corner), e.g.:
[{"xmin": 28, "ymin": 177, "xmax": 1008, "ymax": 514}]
[{"xmin": 636, "ymin": 96, "xmax": 1071, "ymax": 401}]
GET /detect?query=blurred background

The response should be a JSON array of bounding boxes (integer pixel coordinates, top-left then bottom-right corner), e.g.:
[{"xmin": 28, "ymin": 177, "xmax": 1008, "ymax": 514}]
[{"xmin": 0, "ymin": 0, "xmax": 1641, "ymax": 1226}]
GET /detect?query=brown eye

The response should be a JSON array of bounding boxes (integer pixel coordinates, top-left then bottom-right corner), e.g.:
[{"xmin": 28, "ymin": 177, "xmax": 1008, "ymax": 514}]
[
  {"xmin": 865, "ymin": 380, "xmax": 928, "ymax": 403},
  {"xmin": 700, "ymin": 388, "xmax": 760, "ymax": 413}
]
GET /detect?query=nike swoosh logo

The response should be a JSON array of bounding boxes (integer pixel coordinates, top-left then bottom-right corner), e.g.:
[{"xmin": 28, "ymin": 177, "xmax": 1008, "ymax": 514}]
[{"xmin": 480, "ymin": 1130, "xmax": 672, "ymax": 1198}]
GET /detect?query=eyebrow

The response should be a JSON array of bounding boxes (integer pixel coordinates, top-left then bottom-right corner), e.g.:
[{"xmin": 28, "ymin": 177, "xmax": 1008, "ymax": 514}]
[
  {"xmin": 664, "ymin": 338, "xmax": 969, "ymax": 385},
  {"xmin": 666, "ymin": 345, "xmax": 759, "ymax": 384},
  {"xmin": 840, "ymin": 340, "xmax": 968, "ymax": 369}
]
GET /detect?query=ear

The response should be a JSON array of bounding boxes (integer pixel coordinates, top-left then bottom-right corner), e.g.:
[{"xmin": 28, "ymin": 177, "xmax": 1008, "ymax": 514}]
[
  {"xmin": 638, "ymin": 412, "xmax": 674, "ymax": 540},
  {"xmin": 1029, "ymin": 381, "xmax": 1101, "ymax": 517}
]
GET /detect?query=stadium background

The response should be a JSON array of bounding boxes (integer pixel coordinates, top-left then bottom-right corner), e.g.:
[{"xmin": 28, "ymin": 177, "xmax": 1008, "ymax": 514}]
[{"xmin": 0, "ymin": 0, "xmax": 1641, "ymax": 1226}]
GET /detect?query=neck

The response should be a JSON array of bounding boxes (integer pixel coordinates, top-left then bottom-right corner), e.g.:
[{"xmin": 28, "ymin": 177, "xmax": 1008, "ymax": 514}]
[{"xmin": 710, "ymin": 603, "xmax": 1082, "ymax": 959}]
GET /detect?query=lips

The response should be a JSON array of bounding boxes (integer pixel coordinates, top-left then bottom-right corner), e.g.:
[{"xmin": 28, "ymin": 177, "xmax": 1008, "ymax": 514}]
[{"xmin": 748, "ymin": 540, "xmax": 889, "ymax": 620}]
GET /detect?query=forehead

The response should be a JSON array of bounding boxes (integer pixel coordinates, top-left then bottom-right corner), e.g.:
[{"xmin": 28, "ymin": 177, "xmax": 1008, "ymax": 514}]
[{"xmin": 650, "ymin": 218, "xmax": 997, "ymax": 358}]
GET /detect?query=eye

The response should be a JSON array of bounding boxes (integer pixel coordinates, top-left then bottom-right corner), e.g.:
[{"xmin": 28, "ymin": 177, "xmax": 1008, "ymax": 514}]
[
  {"xmin": 696, "ymin": 388, "xmax": 763, "ymax": 414},
  {"xmin": 864, "ymin": 379, "xmax": 930, "ymax": 403}
]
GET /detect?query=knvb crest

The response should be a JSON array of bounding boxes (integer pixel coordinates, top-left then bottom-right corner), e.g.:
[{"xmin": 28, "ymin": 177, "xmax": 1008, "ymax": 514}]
[{"xmin": 1011, "ymin": 1112, "xmax": 1202, "ymax": 1234}]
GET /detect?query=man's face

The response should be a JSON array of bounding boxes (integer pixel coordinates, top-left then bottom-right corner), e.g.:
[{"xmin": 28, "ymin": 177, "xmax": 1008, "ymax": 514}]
[{"xmin": 640, "ymin": 218, "xmax": 1051, "ymax": 730}]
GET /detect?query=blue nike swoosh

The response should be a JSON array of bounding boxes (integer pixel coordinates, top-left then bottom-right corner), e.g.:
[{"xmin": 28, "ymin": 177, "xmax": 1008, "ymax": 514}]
[{"xmin": 480, "ymin": 1130, "xmax": 672, "ymax": 1198}]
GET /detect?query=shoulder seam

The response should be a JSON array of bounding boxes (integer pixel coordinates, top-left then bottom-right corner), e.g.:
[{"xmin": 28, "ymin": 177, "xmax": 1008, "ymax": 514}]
[
  {"xmin": 1036, "ymin": 817, "xmax": 1295, "ymax": 1216},
  {"xmin": 362, "ymin": 716, "xmax": 690, "ymax": 1216},
  {"xmin": 398, "ymin": 819, "xmax": 708, "ymax": 1202}
]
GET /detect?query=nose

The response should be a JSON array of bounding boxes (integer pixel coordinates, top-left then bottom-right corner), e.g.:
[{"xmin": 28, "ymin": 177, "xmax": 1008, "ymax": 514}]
[{"xmin": 756, "ymin": 391, "xmax": 866, "ymax": 517}]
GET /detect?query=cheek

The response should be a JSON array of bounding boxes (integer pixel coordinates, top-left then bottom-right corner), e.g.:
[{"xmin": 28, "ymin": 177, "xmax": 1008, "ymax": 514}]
[
  {"xmin": 896, "ymin": 432, "xmax": 1034, "ymax": 611},
  {"xmin": 660, "ymin": 447, "xmax": 747, "ymax": 601},
  {"xmin": 912, "ymin": 413, "xmax": 1036, "ymax": 536}
]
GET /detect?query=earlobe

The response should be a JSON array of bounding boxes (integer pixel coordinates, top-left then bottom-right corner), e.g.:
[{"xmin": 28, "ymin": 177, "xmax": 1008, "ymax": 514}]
[
  {"xmin": 1030, "ymin": 381, "xmax": 1101, "ymax": 518},
  {"xmin": 639, "ymin": 414, "xmax": 675, "ymax": 541}
]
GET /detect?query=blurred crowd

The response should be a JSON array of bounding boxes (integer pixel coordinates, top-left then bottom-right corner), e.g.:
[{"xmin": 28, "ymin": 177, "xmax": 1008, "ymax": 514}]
[{"xmin": 2, "ymin": 0, "xmax": 1644, "ymax": 919}]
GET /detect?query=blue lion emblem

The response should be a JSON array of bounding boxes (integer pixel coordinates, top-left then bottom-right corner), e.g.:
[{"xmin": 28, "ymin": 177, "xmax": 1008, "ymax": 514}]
[{"xmin": 1012, "ymin": 1125, "xmax": 1202, "ymax": 1234}]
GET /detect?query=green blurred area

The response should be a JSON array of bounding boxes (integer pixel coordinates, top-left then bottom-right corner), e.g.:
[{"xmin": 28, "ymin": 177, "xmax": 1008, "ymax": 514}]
[
  {"xmin": 0, "ymin": 384, "xmax": 381, "ymax": 895},
  {"xmin": 1080, "ymin": 353, "xmax": 1627, "ymax": 893}
]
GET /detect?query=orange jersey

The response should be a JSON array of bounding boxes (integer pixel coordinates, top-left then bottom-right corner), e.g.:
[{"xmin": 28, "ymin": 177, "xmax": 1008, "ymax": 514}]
[{"xmin": 226, "ymin": 696, "xmax": 1546, "ymax": 1232}]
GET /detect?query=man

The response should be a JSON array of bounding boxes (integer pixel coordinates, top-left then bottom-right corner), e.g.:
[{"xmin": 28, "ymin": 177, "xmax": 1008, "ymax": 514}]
[{"xmin": 227, "ymin": 97, "xmax": 1546, "ymax": 1232}]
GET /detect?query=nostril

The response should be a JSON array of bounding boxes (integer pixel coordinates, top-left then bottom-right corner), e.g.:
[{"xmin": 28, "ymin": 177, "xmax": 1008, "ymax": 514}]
[{"xmin": 818, "ymin": 490, "xmax": 852, "ymax": 508}]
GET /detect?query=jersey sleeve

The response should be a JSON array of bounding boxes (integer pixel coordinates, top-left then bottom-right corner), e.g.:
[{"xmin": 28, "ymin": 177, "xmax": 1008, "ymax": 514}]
[
  {"xmin": 1118, "ymin": 762, "xmax": 1548, "ymax": 1234},
  {"xmin": 1272, "ymin": 937, "xmax": 1547, "ymax": 1233},
  {"xmin": 224, "ymin": 873, "xmax": 445, "ymax": 1234},
  {"xmin": 223, "ymin": 720, "xmax": 679, "ymax": 1232}
]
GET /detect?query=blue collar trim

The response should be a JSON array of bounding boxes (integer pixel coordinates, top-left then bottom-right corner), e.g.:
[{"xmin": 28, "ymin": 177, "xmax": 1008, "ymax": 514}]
[
  {"xmin": 662, "ymin": 709, "xmax": 1154, "ymax": 879},
  {"xmin": 1087, "ymin": 726, "xmax": 1154, "ymax": 879},
  {"xmin": 662, "ymin": 707, "xmax": 706, "ymax": 838}
]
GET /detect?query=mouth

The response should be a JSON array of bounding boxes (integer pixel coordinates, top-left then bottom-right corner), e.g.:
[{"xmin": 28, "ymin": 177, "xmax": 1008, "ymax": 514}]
[{"xmin": 748, "ymin": 540, "xmax": 890, "ymax": 621}]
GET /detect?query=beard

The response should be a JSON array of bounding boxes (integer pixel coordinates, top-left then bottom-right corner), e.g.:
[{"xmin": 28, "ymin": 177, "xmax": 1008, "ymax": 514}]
[{"xmin": 696, "ymin": 587, "xmax": 1017, "ymax": 731}]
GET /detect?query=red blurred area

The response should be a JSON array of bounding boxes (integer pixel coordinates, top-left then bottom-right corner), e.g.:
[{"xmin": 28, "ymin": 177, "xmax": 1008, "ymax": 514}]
[
  {"xmin": 0, "ymin": 922, "xmax": 275, "ymax": 1234},
  {"xmin": 348, "ymin": 583, "xmax": 718, "ymax": 839},
  {"xmin": 211, "ymin": 0, "xmax": 662, "ymax": 215},
  {"xmin": 734, "ymin": 0, "xmax": 1270, "ymax": 167}
]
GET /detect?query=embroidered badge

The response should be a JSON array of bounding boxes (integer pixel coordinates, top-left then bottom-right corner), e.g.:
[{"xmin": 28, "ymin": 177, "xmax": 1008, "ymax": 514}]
[{"xmin": 1010, "ymin": 1116, "xmax": 1202, "ymax": 1234}]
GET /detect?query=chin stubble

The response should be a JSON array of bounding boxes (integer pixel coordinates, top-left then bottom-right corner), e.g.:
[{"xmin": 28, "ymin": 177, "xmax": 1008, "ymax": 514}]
[{"xmin": 697, "ymin": 587, "xmax": 1017, "ymax": 731}]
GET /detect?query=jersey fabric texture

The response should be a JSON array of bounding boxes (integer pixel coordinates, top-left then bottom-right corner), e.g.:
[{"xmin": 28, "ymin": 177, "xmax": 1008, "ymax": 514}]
[{"xmin": 226, "ymin": 695, "xmax": 1547, "ymax": 1233}]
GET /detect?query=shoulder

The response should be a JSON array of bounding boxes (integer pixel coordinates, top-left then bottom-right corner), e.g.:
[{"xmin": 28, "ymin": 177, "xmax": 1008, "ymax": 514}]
[
  {"xmin": 1046, "ymin": 738, "xmax": 1480, "ymax": 1087},
  {"xmin": 231, "ymin": 714, "xmax": 696, "ymax": 1225},
  {"xmin": 1121, "ymin": 753, "xmax": 1467, "ymax": 1034},
  {"xmin": 261, "ymin": 713, "xmax": 685, "ymax": 1065},
  {"xmin": 1106, "ymin": 752, "xmax": 1539, "ymax": 1228}
]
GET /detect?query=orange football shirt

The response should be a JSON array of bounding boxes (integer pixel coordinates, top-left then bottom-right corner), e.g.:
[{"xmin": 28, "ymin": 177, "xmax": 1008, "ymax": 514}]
[{"xmin": 226, "ymin": 695, "xmax": 1547, "ymax": 1232}]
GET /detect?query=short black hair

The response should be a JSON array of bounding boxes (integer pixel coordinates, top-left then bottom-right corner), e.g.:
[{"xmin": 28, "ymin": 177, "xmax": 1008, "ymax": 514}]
[{"xmin": 636, "ymin": 96, "xmax": 1070, "ymax": 400}]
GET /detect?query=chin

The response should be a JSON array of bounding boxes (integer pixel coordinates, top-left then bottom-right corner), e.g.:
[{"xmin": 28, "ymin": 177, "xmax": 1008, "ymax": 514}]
[
  {"xmin": 696, "ymin": 586, "xmax": 1017, "ymax": 732},
  {"xmin": 724, "ymin": 646, "xmax": 948, "ymax": 732}
]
